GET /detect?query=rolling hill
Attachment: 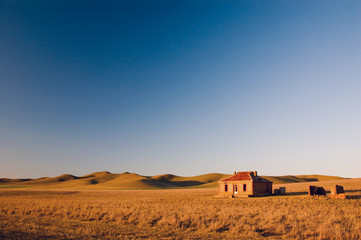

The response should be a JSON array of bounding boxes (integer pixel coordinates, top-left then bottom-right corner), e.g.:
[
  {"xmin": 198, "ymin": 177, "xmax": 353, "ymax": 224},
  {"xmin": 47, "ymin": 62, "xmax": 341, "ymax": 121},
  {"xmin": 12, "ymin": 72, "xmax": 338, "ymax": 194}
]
[
  {"xmin": 0, "ymin": 172, "xmax": 347, "ymax": 190},
  {"xmin": 261, "ymin": 175, "xmax": 345, "ymax": 184}
]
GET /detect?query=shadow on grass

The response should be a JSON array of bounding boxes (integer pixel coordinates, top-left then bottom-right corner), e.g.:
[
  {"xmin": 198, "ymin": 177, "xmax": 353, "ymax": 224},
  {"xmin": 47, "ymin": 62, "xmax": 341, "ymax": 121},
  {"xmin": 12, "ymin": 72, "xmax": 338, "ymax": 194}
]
[
  {"xmin": 282, "ymin": 191, "xmax": 361, "ymax": 199},
  {"xmin": 284, "ymin": 192, "xmax": 308, "ymax": 196},
  {"xmin": 342, "ymin": 190, "xmax": 361, "ymax": 199},
  {"xmin": 344, "ymin": 189, "xmax": 361, "ymax": 193},
  {"xmin": 348, "ymin": 195, "xmax": 361, "ymax": 199}
]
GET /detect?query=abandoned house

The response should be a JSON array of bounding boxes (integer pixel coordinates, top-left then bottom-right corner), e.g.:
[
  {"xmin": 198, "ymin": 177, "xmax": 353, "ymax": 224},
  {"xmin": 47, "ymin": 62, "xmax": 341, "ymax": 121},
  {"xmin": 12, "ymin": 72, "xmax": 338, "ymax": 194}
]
[{"xmin": 219, "ymin": 171, "xmax": 273, "ymax": 197}]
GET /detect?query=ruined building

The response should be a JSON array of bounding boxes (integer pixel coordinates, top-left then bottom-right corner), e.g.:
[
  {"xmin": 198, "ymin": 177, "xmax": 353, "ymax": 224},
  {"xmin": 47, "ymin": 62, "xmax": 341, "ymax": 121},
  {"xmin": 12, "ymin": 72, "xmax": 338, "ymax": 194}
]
[{"xmin": 219, "ymin": 171, "xmax": 272, "ymax": 197}]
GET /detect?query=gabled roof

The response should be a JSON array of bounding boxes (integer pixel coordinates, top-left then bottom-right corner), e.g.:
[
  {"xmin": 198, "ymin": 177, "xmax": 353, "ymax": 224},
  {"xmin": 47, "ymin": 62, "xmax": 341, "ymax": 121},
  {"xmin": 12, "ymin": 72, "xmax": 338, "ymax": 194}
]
[{"xmin": 220, "ymin": 171, "xmax": 272, "ymax": 183}]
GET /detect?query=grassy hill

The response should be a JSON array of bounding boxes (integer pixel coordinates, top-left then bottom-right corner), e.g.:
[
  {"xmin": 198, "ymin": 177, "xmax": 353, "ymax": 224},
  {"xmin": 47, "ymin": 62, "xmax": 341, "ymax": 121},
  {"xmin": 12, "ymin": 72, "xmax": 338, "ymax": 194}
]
[
  {"xmin": 262, "ymin": 174, "xmax": 345, "ymax": 184},
  {"xmin": 0, "ymin": 172, "xmax": 346, "ymax": 190}
]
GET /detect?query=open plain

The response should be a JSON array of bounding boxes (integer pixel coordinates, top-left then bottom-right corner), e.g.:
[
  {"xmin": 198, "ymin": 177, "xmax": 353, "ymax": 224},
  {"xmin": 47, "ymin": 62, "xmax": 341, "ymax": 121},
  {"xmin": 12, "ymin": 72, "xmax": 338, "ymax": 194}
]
[
  {"xmin": 1, "ymin": 178, "xmax": 361, "ymax": 239},
  {"xmin": 2, "ymin": 1, "xmax": 360, "ymax": 239}
]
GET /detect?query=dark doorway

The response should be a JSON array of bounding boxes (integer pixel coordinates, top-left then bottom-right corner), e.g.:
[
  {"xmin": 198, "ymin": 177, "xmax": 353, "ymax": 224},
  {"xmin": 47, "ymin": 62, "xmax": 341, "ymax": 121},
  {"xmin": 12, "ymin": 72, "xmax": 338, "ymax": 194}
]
[
  {"xmin": 233, "ymin": 185, "xmax": 238, "ymax": 194},
  {"xmin": 243, "ymin": 184, "xmax": 247, "ymax": 191}
]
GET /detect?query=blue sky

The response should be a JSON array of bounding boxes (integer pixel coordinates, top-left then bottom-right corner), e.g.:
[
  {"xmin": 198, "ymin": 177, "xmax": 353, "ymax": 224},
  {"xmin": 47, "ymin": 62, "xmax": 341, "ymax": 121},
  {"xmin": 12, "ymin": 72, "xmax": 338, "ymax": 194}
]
[{"xmin": 1, "ymin": 0, "xmax": 360, "ymax": 178}]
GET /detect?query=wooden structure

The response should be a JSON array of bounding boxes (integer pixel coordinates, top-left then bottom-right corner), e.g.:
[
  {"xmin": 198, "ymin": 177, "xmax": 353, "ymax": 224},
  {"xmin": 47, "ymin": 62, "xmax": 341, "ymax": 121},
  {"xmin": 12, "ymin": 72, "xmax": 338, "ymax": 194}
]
[{"xmin": 219, "ymin": 171, "xmax": 272, "ymax": 197}]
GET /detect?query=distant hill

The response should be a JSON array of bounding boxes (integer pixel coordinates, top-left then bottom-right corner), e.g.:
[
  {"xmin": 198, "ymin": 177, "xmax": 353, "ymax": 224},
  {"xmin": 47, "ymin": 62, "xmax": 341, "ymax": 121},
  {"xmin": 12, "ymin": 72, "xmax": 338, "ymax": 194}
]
[
  {"xmin": 0, "ymin": 172, "xmax": 346, "ymax": 190},
  {"xmin": 262, "ymin": 175, "xmax": 345, "ymax": 184}
]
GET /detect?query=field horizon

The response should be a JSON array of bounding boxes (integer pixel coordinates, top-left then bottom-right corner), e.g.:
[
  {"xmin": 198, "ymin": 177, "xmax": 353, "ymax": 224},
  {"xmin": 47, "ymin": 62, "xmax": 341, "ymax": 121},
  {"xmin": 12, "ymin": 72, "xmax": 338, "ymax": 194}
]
[
  {"xmin": 2, "ymin": 174, "xmax": 361, "ymax": 239},
  {"xmin": 0, "ymin": 171, "xmax": 352, "ymax": 190},
  {"xmin": 1, "ymin": 177, "xmax": 361, "ymax": 239}
]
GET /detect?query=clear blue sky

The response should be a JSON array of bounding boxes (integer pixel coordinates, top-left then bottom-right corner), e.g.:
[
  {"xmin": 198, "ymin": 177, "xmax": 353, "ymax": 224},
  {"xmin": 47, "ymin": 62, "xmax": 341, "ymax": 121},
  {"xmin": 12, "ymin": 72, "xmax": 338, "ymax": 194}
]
[{"xmin": 1, "ymin": 0, "xmax": 360, "ymax": 178}]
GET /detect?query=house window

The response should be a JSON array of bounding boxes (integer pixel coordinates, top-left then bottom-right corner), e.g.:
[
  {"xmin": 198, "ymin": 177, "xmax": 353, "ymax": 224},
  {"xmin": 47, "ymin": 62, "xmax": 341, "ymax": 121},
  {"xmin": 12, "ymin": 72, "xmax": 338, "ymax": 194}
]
[
  {"xmin": 243, "ymin": 184, "xmax": 247, "ymax": 191},
  {"xmin": 224, "ymin": 184, "xmax": 228, "ymax": 192}
]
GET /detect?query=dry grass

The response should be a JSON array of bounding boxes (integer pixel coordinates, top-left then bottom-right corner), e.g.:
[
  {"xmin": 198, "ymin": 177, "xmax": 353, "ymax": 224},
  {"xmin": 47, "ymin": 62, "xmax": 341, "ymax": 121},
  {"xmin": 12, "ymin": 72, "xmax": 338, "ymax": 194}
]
[{"xmin": 1, "ymin": 179, "xmax": 361, "ymax": 240}]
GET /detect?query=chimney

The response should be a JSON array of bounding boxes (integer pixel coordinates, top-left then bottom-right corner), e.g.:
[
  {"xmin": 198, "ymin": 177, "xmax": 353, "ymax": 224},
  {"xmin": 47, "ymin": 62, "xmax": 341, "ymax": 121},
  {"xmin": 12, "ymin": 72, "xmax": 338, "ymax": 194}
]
[
  {"xmin": 253, "ymin": 171, "xmax": 257, "ymax": 176},
  {"xmin": 233, "ymin": 171, "xmax": 237, "ymax": 175}
]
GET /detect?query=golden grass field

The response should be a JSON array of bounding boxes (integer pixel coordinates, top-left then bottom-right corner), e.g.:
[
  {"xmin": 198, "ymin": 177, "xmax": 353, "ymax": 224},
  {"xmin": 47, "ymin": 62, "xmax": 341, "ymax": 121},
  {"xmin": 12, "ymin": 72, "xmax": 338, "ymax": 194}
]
[{"xmin": 1, "ymin": 177, "xmax": 361, "ymax": 239}]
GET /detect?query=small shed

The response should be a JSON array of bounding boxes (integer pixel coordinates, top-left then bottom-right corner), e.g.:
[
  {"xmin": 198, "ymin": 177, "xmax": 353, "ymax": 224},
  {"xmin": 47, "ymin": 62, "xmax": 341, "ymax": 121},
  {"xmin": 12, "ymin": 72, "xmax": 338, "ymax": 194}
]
[{"xmin": 219, "ymin": 171, "xmax": 272, "ymax": 197}]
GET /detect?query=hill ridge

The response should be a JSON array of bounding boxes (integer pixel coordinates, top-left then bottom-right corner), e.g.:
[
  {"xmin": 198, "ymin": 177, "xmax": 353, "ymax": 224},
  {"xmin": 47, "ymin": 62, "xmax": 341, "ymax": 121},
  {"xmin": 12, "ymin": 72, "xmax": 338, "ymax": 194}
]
[{"xmin": 0, "ymin": 172, "xmax": 347, "ymax": 190}]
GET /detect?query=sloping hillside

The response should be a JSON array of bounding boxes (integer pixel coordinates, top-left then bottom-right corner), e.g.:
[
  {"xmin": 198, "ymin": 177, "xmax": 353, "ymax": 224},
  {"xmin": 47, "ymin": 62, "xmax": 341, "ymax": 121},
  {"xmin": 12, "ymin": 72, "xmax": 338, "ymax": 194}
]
[
  {"xmin": 150, "ymin": 173, "xmax": 230, "ymax": 188},
  {"xmin": 0, "ymin": 172, "xmax": 346, "ymax": 190},
  {"xmin": 262, "ymin": 175, "xmax": 345, "ymax": 184}
]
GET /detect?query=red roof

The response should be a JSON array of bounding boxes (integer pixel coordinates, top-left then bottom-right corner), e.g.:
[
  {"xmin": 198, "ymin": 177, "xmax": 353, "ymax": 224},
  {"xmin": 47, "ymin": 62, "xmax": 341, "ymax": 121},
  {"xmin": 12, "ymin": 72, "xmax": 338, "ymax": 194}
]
[{"xmin": 220, "ymin": 171, "xmax": 272, "ymax": 183}]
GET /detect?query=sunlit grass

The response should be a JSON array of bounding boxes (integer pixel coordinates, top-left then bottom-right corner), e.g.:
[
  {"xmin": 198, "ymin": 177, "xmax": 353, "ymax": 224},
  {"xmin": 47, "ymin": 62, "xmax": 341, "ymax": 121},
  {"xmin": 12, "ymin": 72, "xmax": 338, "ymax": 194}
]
[{"xmin": 1, "ymin": 184, "xmax": 361, "ymax": 239}]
